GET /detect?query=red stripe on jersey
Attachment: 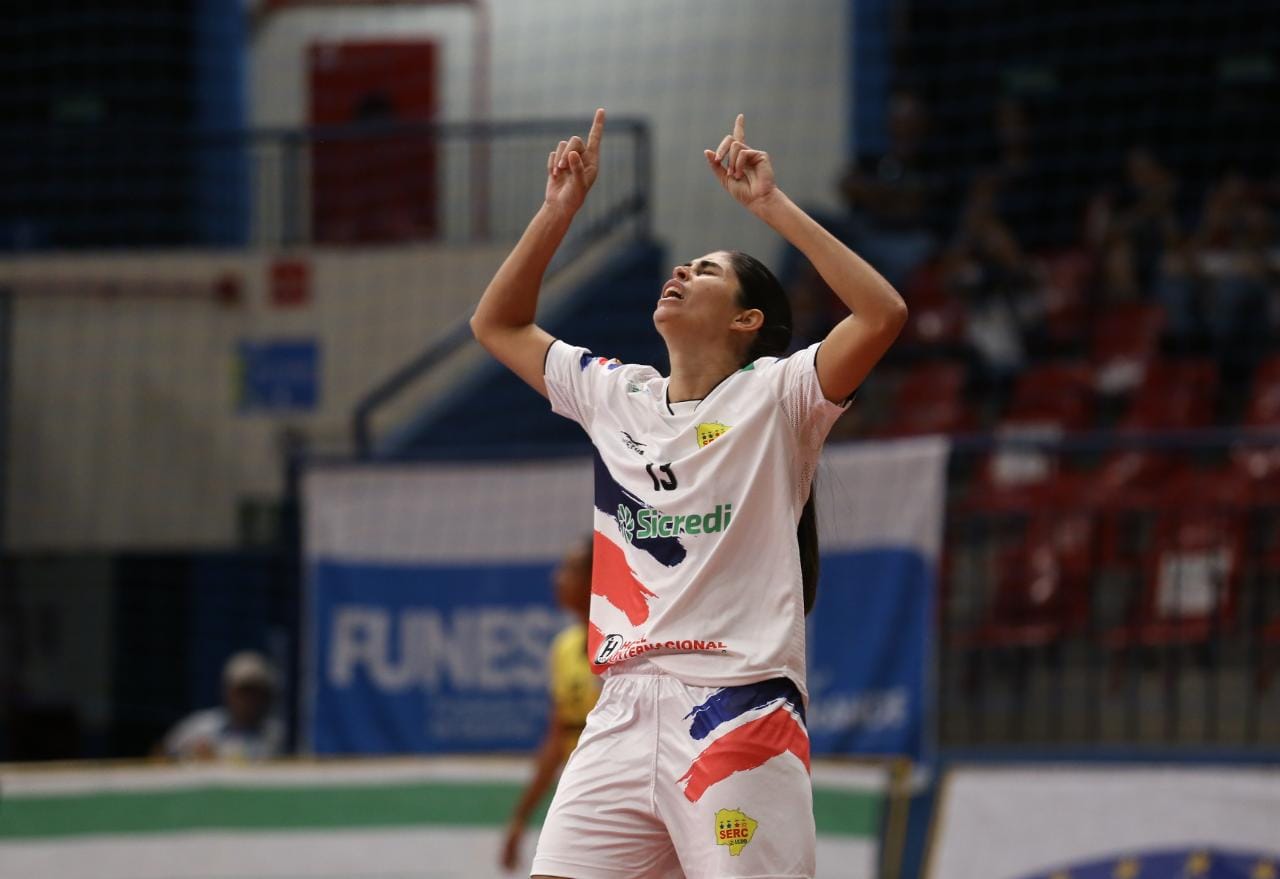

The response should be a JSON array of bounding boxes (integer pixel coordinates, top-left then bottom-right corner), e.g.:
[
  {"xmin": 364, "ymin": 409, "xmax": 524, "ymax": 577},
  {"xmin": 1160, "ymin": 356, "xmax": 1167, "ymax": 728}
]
[
  {"xmin": 591, "ymin": 530, "xmax": 657, "ymax": 626},
  {"xmin": 676, "ymin": 706, "xmax": 810, "ymax": 803}
]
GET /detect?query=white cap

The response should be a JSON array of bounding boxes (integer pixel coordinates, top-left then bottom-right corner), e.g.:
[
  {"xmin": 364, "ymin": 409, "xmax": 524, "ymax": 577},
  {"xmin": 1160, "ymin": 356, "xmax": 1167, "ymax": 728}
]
[{"xmin": 222, "ymin": 650, "xmax": 276, "ymax": 690}]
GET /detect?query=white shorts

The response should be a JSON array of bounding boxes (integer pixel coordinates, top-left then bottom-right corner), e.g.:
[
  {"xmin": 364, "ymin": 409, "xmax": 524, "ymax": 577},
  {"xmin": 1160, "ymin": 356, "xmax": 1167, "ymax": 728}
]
[{"xmin": 531, "ymin": 660, "xmax": 815, "ymax": 879}]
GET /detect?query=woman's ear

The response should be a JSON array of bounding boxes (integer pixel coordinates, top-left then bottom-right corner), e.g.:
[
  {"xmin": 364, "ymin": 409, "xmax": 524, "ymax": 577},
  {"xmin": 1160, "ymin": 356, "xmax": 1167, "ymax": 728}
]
[{"xmin": 733, "ymin": 308, "xmax": 765, "ymax": 332}]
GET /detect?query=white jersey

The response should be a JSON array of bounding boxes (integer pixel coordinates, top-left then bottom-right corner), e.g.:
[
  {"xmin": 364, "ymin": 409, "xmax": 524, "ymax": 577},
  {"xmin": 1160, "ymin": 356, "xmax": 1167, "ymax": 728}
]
[{"xmin": 544, "ymin": 339, "xmax": 847, "ymax": 700}]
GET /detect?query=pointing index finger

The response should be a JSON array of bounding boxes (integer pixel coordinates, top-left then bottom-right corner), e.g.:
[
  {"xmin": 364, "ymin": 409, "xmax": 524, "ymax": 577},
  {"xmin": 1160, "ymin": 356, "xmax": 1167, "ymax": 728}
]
[
  {"xmin": 733, "ymin": 113, "xmax": 745, "ymax": 142},
  {"xmin": 586, "ymin": 108, "xmax": 606, "ymax": 155}
]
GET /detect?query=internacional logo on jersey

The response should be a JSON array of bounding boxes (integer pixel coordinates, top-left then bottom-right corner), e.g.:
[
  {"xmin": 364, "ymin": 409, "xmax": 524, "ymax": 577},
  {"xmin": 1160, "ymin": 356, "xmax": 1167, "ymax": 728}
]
[{"xmin": 593, "ymin": 635, "xmax": 729, "ymax": 666}]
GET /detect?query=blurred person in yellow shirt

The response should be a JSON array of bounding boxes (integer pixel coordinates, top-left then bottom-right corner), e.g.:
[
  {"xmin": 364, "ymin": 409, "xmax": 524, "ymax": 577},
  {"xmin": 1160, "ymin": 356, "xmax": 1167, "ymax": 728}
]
[{"xmin": 500, "ymin": 536, "xmax": 599, "ymax": 871}]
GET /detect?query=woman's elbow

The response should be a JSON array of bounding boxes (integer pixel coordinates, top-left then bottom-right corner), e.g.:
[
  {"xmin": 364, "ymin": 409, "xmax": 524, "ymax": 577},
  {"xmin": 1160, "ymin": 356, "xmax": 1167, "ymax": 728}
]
[
  {"xmin": 469, "ymin": 314, "xmax": 494, "ymax": 347},
  {"xmin": 879, "ymin": 295, "xmax": 909, "ymax": 337}
]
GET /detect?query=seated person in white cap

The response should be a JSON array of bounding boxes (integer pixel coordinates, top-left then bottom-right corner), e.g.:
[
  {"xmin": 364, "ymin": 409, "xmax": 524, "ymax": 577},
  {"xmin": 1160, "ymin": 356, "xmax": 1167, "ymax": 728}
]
[{"xmin": 160, "ymin": 650, "xmax": 285, "ymax": 762}]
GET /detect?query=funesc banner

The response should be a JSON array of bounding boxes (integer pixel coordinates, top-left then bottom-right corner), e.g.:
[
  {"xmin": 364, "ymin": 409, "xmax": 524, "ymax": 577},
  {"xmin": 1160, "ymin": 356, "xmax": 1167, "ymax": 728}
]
[
  {"xmin": 929, "ymin": 765, "xmax": 1280, "ymax": 879},
  {"xmin": 303, "ymin": 438, "xmax": 947, "ymax": 757}
]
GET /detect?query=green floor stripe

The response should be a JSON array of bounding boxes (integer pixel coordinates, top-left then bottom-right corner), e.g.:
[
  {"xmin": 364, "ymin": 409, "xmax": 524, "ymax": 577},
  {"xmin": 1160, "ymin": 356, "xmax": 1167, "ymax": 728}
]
[
  {"xmin": 0, "ymin": 782, "xmax": 879, "ymax": 840},
  {"xmin": 813, "ymin": 786, "xmax": 882, "ymax": 838}
]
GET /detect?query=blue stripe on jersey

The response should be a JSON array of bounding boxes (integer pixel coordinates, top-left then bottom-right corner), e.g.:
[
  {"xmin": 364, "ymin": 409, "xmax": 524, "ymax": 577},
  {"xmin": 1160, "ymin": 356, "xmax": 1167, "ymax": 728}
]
[
  {"xmin": 684, "ymin": 677, "xmax": 806, "ymax": 741},
  {"xmin": 592, "ymin": 450, "xmax": 687, "ymax": 568}
]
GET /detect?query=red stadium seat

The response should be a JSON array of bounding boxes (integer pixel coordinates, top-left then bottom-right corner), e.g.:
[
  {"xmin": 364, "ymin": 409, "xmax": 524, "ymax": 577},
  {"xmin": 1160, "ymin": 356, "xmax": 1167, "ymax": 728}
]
[
  {"xmin": 1121, "ymin": 358, "xmax": 1217, "ymax": 429},
  {"xmin": 1091, "ymin": 302, "xmax": 1166, "ymax": 395},
  {"xmin": 873, "ymin": 361, "xmax": 972, "ymax": 437},
  {"xmin": 960, "ymin": 509, "xmax": 1096, "ymax": 649},
  {"xmin": 966, "ymin": 362, "xmax": 1095, "ymax": 511},
  {"xmin": 1040, "ymin": 249, "xmax": 1095, "ymax": 348},
  {"xmin": 1086, "ymin": 358, "xmax": 1220, "ymax": 506},
  {"xmin": 1104, "ymin": 472, "xmax": 1246, "ymax": 652},
  {"xmin": 899, "ymin": 261, "xmax": 967, "ymax": 349},
  {"xmin": 1231, "ymin": 354, "xmax": 1280, "ymax": 502}
]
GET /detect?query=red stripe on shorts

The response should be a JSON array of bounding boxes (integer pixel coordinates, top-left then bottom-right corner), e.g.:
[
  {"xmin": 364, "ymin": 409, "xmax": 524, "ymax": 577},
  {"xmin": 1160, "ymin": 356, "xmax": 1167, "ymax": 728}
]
[{"xmin": 676, "ymin": 706, "xmax": 811, "ymax": 803}]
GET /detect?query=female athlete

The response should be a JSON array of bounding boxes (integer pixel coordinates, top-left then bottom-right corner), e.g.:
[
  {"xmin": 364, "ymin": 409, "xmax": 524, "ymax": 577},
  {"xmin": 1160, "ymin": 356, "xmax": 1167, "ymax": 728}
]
[{"xmin": 471, "ymin": 109, "xmax": 906, "ymax": 879}]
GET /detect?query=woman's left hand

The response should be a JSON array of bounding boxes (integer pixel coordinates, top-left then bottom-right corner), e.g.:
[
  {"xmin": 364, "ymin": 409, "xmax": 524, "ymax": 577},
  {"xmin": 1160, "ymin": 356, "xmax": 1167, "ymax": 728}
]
[{"xmin": 705, "ymin": 114, "xmax": 779, "ymax": 214}]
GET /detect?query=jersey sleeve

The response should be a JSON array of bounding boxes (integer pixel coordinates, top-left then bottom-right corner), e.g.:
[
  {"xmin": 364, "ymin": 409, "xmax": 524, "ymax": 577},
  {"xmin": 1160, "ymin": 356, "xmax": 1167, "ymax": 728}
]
[
  {"xmin": 543, "ymin": 339, "xmax": 629, "ymax": 431},
  {"xmin": 766, "ymin": 341, "xmax": 851, "ymax": 452}
]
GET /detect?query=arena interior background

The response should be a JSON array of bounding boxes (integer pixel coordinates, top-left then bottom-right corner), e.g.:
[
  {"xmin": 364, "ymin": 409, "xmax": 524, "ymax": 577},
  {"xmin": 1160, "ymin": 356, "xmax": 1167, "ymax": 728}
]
[{"xmin": 2, "ymin": 1, "xmax": 1279, "ymax": 878}]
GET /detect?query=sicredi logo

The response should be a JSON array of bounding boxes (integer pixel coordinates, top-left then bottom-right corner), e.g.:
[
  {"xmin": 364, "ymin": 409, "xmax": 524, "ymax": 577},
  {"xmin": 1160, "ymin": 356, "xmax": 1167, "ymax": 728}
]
[{"xmin": 617, "ymin": 503, "xmax": 734, "ymax": 542}]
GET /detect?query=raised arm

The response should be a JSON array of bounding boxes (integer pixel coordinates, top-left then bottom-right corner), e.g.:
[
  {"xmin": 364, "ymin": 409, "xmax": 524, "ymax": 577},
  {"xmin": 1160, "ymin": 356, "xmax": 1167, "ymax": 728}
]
[
  {"xmin": 705, "ymin": 114, "xmax": 908, "ymax": 404},
  {"xmin": 470, "ymin": 109, "xmax": 606, "ymax": 397}
]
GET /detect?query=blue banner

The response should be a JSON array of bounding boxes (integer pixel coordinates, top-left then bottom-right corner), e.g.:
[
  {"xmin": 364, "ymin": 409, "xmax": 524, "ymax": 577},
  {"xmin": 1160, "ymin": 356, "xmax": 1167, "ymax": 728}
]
[
  {"xmin": 806, "ymin": 549, "xmax": 932, "ymax": 758},
  {"xmin": 304, "ymin": 440, "xmax": 946, "ymax": 758},
  {"xmin": 310, "ymin": 561, "xmax": 568, "ymax": 754}
]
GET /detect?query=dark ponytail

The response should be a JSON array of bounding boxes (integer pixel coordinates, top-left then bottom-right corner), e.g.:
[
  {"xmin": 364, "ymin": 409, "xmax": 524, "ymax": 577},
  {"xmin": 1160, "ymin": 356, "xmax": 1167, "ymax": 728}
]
[{"xmin": 728, "ymin": 251, "xmax": 821, "ymax": 616}]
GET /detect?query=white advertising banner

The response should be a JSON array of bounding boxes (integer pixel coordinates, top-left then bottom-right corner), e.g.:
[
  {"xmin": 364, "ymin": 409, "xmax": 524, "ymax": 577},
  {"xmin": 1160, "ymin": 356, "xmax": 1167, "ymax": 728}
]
[
  {"xmin": 0, "ymin": 759, "xmax": 893, "ymax": 879},
  {"xmin": 929, "ymin": 765, "xmax": 1280, "ymax": 879}
]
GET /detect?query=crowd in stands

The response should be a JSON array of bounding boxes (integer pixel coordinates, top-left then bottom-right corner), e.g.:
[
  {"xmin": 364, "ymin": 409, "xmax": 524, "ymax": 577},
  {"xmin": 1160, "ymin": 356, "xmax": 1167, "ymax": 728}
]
[
  {"xmin": 782, "ymin": 90, "xmax": 1279, "ymax": 446},
  {"xmin": 779, "ymin": 92, "xmax": 1280, "ymax": 667}
]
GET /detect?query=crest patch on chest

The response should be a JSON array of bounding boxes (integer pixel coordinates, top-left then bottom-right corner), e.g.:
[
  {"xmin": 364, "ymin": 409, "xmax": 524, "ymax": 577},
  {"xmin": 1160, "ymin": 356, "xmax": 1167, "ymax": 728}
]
[{"xmin": 695, "ymin": 422, "xmax": 731, "ymax": 448}]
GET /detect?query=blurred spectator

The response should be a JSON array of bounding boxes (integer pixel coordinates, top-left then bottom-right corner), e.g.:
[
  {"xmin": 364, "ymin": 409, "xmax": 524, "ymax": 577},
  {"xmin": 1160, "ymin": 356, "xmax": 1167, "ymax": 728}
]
[
  {"xmin": 1187, "ymin": 174, "xmax": 1276, "ymax": 351},
  {"xmin": 158, "ymin": 650, "xmax": 284, "ymax": 762},
  {"xmin": 1087, "ymin": 146, "xmax": 1187, "ymax": 308},
  {"xmin": 500, "ymin": 537, "xmax": 599, "ymax": 872},
  {"xmin": 1115, "ymin": 169, "xmax": 1279, "ymax": 355},
  {"xmin": 976, "ymin": 97, "xmax": 1076, "ymax": 251},
  {"xmin": 776, "ymin": 90, "xmax": 949, "ymax": 352},
  {"xmin": 836, "ymin": 90, "xmax": 947, "ymax": 288},
  {"xmin": 939, "ymin": 165, "xmax": 1041, "ymax": 382}
]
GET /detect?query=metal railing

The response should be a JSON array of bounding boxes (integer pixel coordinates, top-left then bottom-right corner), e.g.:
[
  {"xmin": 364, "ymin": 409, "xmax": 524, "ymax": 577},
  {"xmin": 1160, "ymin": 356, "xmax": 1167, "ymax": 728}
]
[
  {"xmin": 0, "ymin": 117, "xmax": 650, "ymax": 250},
  {"xmin": 347, "ymin": 118, "xmax": 652, "ymax": 456}
]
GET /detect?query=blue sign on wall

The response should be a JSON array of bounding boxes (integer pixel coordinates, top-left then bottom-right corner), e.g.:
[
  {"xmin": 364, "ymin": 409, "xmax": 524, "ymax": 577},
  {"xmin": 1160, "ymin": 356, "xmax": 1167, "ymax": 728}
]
[{"xmin": 236, "ymin": 339, "xmax": 319, "ymax": 412}]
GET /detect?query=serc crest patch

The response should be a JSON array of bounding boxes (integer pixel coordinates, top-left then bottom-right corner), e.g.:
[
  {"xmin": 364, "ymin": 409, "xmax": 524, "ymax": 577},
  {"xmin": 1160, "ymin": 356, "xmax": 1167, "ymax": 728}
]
[
  {"xmin": 714, "ymin": 808, "xmax": 758, "ymax": 856},
  {"xmin": 696, "ymin": 422, "xmax": 730, "ymax": 448}
]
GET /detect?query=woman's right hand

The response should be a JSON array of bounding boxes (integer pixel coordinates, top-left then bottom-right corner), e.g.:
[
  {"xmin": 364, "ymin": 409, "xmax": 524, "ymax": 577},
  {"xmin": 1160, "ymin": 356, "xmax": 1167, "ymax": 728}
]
[
  {"xmin": 545, "ymin": 108, "xmax": 605, "ymax": 214},
  {"xmin": 499, "ymin": 820, "xmax": 523, "ymax": 872}
]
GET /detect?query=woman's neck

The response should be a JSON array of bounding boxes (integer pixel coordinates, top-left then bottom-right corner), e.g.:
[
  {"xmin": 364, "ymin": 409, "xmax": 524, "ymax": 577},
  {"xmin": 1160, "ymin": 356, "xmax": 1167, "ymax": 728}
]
[{"xmin": 666, "ymin": 346, "xmax": 744, "ymax": 403}]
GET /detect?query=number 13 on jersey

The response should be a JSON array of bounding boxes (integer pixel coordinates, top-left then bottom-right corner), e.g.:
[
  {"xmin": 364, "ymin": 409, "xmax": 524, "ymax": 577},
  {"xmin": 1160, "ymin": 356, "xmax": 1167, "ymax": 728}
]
[{"xmin": 645, "ymin": 462, "xmax": 678, "ymax": 492}]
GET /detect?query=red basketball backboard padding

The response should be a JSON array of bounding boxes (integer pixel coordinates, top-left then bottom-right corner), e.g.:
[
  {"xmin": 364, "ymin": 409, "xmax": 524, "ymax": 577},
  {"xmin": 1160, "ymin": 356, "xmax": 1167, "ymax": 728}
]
[{"xmin": 309, "ymin": 40, "xmax": 438, "ymax": 243}]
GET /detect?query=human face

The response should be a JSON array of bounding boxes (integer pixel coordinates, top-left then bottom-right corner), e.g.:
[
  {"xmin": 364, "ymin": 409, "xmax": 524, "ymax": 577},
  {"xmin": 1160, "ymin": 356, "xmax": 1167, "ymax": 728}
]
[
  {"xmin": 225, "ymin": 682, "xmax": 272, "ymax": 729},
  {"xmin": 654, "ymin": 251, "xmax": 758, "ymax": 345},
  {"xmin": 554, "ymin": 544, "xmax": 592, "ymax": 621}
]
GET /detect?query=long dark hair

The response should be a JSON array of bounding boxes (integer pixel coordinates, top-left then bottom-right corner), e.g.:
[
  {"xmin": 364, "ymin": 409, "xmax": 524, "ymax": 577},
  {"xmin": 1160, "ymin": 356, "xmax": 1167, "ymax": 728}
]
[{"xmin": 728, "ymin": 251, "xmax": 821, "ymax": 616}]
